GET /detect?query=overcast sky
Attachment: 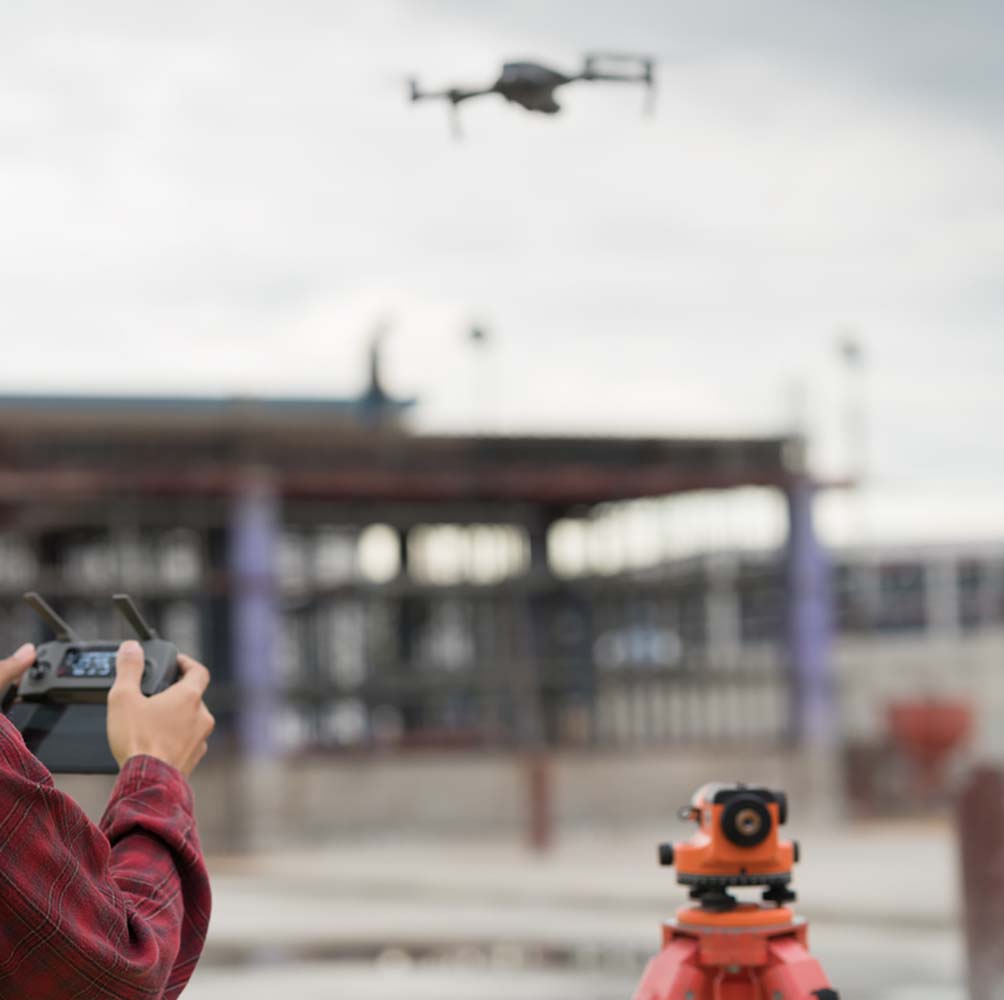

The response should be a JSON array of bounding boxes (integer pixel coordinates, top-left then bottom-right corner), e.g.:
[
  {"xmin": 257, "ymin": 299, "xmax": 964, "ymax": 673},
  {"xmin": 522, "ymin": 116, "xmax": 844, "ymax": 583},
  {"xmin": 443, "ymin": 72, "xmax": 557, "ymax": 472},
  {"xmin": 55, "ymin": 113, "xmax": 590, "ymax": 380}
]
[{"xmin": 1, "ymin": 1, "xmax": 1002, "ymax": 546}]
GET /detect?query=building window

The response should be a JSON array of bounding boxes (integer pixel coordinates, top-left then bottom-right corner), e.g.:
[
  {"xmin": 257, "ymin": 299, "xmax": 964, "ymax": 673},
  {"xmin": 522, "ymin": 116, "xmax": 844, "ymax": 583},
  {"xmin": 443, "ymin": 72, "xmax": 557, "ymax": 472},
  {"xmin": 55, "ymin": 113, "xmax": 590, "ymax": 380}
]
[
  {"xmin": 877, "ymin": 562, "xmax": 926, "ymax": 632},
  {"xmin": 958, "ymin": 560, "xmax": 984, "ymax": 630}
]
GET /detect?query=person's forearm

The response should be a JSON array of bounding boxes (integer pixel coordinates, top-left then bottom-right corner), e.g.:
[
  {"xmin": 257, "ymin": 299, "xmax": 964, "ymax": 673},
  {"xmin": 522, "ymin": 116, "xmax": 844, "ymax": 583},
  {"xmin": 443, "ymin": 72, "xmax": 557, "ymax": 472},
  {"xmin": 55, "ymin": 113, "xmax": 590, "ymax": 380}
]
[
  {"xmin": 0, "ymin": 718, "xmax": 210, "ymax": 999},
  {"xmin": 100, "ymin": 755, "xmax": 212, "ymax": 999}
]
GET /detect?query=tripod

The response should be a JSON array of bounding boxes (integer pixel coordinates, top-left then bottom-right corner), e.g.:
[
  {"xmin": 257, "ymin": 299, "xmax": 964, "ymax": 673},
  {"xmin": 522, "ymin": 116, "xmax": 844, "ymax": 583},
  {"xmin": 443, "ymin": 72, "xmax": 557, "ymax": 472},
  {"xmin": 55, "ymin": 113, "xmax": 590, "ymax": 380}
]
[
  {"xmin": 634, "ymin": 782, "xmax": 839, "ymax": 1000},
  {"xmin": 633, "ymin": 899, "xmax": 838, "ymax": 1000}
]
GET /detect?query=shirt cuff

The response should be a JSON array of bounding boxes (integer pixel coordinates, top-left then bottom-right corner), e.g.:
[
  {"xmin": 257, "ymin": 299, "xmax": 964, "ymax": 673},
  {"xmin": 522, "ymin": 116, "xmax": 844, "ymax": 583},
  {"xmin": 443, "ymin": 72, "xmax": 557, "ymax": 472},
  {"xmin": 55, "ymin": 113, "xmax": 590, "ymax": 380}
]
[{"xmin": 110, "ymin": 754, "xmax": 195, "ymax": 818}]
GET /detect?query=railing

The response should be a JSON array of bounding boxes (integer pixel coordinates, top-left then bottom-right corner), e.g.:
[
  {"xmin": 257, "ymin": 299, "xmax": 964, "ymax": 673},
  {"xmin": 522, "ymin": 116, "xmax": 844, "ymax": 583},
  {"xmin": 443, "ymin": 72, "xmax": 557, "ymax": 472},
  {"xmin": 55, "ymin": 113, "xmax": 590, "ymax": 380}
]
[
  {"xmin": 6, "ymin": 527, "xmax": 1004, "ymax": 755},
  {"xmin": 0, "ymin": 549, "xmax": 793, "ymax": 751}
]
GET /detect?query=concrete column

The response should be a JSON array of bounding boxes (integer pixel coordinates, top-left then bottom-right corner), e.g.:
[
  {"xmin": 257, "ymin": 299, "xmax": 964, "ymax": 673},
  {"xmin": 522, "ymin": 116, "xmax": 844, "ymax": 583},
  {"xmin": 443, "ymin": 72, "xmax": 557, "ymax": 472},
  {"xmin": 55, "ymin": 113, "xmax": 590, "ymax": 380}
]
[
  {"xmin": 522, "ymin": 515, "xmax": 554, "ymax": 852},
  {"xmin": 528, "ymin": 518, "xmax": 550, "ymax": 576},
  {"xmin": 520, "ymin": 516, "xmax": 552, "ymax": 748},
  {"xmin": 958, "ymin": 767, "xmax": 1004, "ymax": 1000},
  {"xmin": 395, "ymin": 526, "xmax": 427, "ymax": 733},
  {"xmin": 785, "ymin": 478, "xmax": 835, "ymax": 747},
  {"xmin": 229, "ymin": 468, "xmax": 281, "ymax": 759}
]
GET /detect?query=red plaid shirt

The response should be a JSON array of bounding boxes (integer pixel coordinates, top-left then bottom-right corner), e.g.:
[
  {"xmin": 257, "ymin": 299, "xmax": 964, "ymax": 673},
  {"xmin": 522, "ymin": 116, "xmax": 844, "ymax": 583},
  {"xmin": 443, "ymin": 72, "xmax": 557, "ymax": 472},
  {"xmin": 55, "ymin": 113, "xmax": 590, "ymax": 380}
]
[{"xmin": 0, "ymin": 715, "xmax": 211, "ymax": 999}]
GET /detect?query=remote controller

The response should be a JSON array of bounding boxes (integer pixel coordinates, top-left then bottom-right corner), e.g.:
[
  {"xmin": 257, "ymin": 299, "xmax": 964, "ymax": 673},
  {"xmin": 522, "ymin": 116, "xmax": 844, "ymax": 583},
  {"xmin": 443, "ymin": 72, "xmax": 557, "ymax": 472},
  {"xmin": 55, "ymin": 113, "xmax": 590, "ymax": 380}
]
[{"xmin": 18, "ymin": 592, "xmax": 179, "ymax": 703}]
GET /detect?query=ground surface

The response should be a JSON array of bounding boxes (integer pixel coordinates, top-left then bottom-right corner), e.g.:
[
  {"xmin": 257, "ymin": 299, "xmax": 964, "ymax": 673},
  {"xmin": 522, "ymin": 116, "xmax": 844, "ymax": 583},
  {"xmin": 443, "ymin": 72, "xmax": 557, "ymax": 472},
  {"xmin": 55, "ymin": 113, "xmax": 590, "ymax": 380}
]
[{"xmin": 183, "ymin": 821, "xmax": 964, "ymax": 999}]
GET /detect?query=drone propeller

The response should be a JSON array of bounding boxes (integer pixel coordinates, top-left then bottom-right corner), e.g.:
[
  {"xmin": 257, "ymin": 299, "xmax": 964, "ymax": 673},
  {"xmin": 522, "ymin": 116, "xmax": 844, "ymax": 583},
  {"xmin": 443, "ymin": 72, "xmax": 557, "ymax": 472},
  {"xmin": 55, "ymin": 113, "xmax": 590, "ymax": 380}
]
[
  {"xmin": 448, "ymin": 101, "xmax": 463, "ymax": 140},
  {"xmin": 582, "ymin": 51, "xmax": 657, "ymax": 115},
  {"xmin": 642, "ymin": 58, "xmax": 657, "ymax": 116}
]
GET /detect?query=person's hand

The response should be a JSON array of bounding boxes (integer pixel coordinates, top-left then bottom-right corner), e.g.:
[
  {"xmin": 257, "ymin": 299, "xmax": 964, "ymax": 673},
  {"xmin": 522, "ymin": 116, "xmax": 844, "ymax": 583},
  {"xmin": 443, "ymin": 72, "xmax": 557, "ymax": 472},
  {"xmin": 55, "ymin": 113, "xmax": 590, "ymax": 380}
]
[
  {"xmin": 0, "ymin": 643, "xmax": 35, "ymax": 690},
  {"xmin": 107, "ymin": 641, "xmax": 215, "ymax": 777}
]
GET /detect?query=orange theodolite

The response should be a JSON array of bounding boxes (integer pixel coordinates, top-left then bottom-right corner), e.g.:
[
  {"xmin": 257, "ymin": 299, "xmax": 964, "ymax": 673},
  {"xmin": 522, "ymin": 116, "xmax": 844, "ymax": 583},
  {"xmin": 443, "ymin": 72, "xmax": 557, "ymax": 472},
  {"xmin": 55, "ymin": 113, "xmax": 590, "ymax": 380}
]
[{"xmin": 633, "ymin": 782, "xmax": 839, "ymax": 1000}]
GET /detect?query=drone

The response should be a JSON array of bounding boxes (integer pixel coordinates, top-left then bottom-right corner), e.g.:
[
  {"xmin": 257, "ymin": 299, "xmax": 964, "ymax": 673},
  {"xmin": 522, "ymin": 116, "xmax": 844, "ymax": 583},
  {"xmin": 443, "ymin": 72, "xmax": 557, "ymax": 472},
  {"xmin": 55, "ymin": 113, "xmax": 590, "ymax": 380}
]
[{"xmin": 409, "ymin": 53, "xmax": 656, "ymax": 137}]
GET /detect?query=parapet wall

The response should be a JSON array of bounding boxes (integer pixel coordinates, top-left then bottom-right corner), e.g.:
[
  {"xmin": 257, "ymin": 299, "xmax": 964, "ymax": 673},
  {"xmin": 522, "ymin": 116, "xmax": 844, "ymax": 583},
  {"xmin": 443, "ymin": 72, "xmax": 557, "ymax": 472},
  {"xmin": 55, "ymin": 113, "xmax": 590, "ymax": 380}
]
[{"xmin": 57, "ymin": 746, "xmax": 824, "ymax": 853}]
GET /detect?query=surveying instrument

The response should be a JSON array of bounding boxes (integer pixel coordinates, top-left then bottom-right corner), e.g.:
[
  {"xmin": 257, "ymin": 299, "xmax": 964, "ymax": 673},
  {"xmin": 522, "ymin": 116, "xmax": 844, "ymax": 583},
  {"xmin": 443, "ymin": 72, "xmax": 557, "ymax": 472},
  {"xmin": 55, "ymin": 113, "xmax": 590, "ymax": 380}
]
[{"xmin": 633, "ymin": 783, "xmax": 839, "ymax": 1000}]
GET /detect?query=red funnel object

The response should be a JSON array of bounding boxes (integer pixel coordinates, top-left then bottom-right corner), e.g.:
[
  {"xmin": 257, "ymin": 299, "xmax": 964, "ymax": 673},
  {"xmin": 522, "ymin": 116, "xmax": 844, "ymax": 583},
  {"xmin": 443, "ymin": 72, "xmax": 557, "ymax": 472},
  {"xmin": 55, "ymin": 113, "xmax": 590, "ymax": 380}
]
[{"xmin": 887, "ymin": 698, "xmax": 973, "ymax": 797}]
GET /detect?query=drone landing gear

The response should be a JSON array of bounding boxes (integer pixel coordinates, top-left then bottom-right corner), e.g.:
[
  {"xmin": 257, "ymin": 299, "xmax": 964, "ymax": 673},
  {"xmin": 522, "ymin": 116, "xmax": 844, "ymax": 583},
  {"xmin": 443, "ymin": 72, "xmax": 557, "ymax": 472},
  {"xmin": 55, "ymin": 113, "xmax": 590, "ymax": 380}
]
[{"xmin": 633, "ymin": 905, "xmax": 837, "ymax": 1000}]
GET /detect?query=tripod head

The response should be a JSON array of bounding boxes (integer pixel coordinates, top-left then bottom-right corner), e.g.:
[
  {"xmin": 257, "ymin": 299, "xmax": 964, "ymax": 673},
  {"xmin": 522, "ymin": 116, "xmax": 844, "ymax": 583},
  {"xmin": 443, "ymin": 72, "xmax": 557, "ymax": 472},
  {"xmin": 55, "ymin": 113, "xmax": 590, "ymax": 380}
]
[{"xmin": 658, "ymin": 782, "xmax": 798, "ymax": 911}]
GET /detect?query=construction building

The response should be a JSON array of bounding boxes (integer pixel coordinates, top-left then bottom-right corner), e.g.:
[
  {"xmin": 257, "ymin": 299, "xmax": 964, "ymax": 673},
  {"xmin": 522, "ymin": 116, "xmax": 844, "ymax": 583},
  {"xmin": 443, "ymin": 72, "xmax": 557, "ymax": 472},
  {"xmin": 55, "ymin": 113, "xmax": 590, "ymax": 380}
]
[{"xmin": 0, "ymin": 375, "xmax": 836, "ymax": 844}]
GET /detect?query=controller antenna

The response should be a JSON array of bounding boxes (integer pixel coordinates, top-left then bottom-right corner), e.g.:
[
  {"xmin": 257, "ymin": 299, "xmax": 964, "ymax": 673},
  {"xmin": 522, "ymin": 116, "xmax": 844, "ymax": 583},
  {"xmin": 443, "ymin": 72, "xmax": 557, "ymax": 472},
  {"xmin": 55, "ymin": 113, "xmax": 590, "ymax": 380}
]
[
  {"xmin": 23, "ymin": 592, "xmax": 80, "ymax": 642},
  {"xmin": 112, "ymin": 594, "xmax": 159, "ymax": 641}
]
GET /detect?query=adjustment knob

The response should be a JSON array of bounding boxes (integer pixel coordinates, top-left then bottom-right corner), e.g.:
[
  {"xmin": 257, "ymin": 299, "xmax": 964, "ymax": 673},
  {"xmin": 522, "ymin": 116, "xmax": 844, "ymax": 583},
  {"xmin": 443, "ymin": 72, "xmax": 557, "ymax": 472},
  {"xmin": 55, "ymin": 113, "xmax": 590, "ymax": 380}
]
[
  {"xmin": 658, "ymin": 842, "xmax": 675, "ymax": 866},
  {"xmin": 30, "ymin": 660, "xmax": 50, "ymax": 681}
]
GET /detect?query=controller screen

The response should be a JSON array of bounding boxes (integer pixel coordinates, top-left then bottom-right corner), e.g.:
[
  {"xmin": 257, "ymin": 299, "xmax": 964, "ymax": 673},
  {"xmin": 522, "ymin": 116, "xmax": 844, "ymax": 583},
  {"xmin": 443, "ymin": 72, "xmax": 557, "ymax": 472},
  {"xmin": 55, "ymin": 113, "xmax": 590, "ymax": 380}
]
[{"xmin": 62, "ymin": 650, "xmax": 116, "ymax": 679}]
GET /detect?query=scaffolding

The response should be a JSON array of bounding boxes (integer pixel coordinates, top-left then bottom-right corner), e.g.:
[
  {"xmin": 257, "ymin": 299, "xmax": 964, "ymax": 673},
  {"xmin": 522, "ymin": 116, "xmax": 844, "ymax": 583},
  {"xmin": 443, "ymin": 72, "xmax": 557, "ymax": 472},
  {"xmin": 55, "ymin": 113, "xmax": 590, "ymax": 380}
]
[{"xmin": 0, "ymin": 394, "xmax": 832, "ymax": 757}]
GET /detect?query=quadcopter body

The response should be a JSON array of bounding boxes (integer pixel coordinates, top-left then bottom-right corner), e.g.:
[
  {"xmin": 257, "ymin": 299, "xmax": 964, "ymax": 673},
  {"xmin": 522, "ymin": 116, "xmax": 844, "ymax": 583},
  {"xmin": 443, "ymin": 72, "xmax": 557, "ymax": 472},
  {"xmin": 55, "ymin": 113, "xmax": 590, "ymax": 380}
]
[
  {"xmin": 410, "ymin": 53, "xmax": 655, "ymax": 135},
  {"xmin": 494, "ymin": 61, "xmax": 570, "ymax": 113}
]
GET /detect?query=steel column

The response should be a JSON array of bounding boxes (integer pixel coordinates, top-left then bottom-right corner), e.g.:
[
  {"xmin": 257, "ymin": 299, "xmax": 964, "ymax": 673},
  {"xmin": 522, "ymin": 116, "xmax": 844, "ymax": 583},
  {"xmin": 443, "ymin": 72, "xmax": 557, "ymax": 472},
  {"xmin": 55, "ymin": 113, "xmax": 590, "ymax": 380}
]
[
  {"xmin": 229, "ymin": 469, "xmax": 281, "ymax": 759},
  {"xmin": 522, "ymin": 516, "xmax": 554, "ymax": 851},
  {"xmin": 784, "ymin": 478, "xmax": 835, "ymax": 745}
]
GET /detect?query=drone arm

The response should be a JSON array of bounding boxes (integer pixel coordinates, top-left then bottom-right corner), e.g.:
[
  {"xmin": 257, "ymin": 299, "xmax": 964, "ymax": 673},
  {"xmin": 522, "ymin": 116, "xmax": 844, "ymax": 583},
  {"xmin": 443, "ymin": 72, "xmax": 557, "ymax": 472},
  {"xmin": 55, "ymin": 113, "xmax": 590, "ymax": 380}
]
[
  {"xmin": 409, "ymin": 84, "xmax": 498, "ymax": 140},
  {"xmin": 576, "ymin": 69, "xmax": 655, "ymax": 84},
  {"xmin": 448, "ymin": 86, "xmax": 498, "ymax": 105},
  {"xmin": 410, "ymin": 85, "xmax": 496, "ymax": 105},
  {"xmin": 577, "ymin": 70, "xmax": 639, "ymax": 82}
]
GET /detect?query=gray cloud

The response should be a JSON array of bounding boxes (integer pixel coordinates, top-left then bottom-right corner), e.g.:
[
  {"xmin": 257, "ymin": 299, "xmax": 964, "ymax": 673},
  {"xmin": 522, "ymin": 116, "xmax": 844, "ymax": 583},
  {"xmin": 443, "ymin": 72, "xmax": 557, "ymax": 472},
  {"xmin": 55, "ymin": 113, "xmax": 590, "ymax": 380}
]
[{"xmin": 0, "ymin": 0, "xmax": 1001, "ymax": 543}]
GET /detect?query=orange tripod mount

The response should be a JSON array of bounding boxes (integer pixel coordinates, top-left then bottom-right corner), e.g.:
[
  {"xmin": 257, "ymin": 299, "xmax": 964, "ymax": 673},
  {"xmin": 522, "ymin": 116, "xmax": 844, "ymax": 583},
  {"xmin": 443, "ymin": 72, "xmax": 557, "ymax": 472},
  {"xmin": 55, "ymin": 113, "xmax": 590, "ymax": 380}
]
[{"xmin": 633, "ymin": 783, "xmax": 839, "ymax": 1000}]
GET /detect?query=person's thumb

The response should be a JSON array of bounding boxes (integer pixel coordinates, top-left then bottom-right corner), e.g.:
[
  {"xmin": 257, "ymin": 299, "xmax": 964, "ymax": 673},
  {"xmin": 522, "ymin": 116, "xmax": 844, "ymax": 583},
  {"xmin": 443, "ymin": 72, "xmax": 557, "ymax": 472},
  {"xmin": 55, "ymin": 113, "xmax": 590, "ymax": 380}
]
[
  {"xmin": 111, "ymin": 640, "xmax": 144, "ymax": 698},
  {"xmin": 0, "ymin": 644, "xmax": 35, "ymax": 688}
]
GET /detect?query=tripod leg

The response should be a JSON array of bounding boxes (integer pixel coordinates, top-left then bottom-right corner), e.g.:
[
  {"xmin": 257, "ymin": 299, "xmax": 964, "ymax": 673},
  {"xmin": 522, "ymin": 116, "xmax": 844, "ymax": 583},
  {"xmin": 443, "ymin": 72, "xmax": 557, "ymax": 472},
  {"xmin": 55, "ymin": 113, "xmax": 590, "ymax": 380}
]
[
  {"xmin": 762, "ymin": 936, "xmax": 838, "ymax": 999},
  {"xmin": 633, "ymin": 938, "xmax": 706, "ymax": 1000}
]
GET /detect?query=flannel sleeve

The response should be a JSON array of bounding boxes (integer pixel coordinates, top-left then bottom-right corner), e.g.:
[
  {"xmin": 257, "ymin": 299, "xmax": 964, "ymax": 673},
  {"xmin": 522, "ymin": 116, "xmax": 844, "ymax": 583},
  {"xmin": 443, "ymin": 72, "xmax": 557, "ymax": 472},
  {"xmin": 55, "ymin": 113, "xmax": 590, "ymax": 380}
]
[{"xmin": 0, "ymin": 715, "xmax": 211, "ymax": 999}]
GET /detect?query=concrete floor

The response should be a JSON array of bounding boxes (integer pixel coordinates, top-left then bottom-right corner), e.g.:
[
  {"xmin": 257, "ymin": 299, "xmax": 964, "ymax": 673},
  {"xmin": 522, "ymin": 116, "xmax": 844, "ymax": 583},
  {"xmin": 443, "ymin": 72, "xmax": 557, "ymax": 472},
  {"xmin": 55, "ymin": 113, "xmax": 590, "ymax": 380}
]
[
  {"xmin": 183, "ymin": 919, "xmax": 961, "ymax": 1000},
  {"xmin": 183, "ymin": 928, "xmax": 961, "ymax": 1000},
  {"xmin": 182, "ymin": 820, "xmax": 965, "ymax": 999}
]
